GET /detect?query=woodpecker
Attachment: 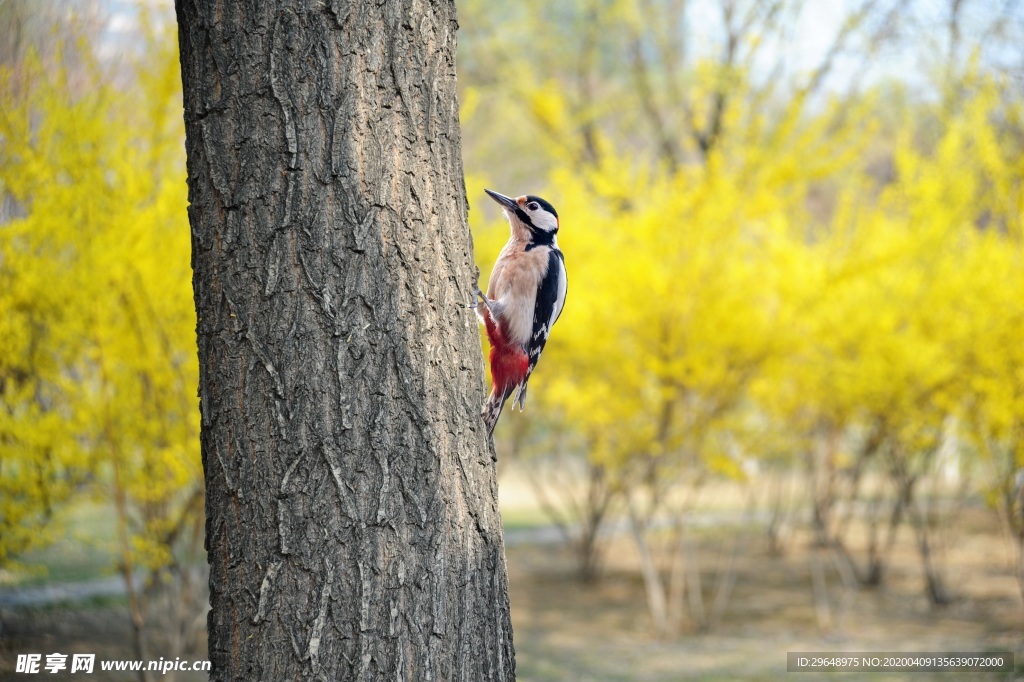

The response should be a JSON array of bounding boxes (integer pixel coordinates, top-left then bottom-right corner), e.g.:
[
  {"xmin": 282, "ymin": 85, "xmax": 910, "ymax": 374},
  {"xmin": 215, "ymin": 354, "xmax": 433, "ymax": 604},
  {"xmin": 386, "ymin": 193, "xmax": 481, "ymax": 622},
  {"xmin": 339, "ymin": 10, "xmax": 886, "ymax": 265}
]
[{"xmin": 472, "ymin": 189, "xmax": 567, "ymax": 437}]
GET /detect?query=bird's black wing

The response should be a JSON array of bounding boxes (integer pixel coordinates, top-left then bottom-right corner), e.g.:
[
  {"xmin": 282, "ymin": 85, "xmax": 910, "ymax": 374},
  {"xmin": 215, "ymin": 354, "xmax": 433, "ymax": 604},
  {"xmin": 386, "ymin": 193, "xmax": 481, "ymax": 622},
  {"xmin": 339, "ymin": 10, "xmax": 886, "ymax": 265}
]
[{"xmin": 514, "ymin": 248, "xmax": 567, "ymax": 409}]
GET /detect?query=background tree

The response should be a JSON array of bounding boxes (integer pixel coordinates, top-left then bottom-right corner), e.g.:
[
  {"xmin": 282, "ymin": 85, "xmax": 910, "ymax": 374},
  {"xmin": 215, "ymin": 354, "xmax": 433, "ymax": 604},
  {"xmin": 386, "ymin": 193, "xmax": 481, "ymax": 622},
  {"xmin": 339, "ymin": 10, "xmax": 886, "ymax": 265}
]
[
  {"xmin": 0, "ymin": 15, "xmax": 205, "ymax": 679},
  {"xmin": 460, "ymin": 0, "xmax": 1024, "ymax": 632},
  {"xmin": 176, "ymin": 1, "xmax": 515, "ymax": 679}
]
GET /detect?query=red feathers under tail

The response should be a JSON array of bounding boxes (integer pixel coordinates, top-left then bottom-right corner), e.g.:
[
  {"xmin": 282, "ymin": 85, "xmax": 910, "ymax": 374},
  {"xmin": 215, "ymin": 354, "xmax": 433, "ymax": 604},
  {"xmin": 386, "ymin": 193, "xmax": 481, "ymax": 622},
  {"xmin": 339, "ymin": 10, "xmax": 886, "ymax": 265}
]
[{"xmin": 480, "ymin": 308, "xmax": 528, "ymax": 437}]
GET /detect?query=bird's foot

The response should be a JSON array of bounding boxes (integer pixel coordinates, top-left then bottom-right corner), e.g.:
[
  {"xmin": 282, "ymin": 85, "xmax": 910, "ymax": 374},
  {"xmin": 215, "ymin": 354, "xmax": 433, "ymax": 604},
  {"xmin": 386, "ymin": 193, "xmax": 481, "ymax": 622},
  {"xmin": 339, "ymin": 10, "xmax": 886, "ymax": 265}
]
[
  {"xmin": 466, "ymin": 267, "xmax": 494, "ymax": 313},
  {"xmin": 474, "ymin": 287, "xmax": 494, "ymax": 313},
  {"xmin": 466, "ymin": 266, "xmax": 482, "ymax": 309}
]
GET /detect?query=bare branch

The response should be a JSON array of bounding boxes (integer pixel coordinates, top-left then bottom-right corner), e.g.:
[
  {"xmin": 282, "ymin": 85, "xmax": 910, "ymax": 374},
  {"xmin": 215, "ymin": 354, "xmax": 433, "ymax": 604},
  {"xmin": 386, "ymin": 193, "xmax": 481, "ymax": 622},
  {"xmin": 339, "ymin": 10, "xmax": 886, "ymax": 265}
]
[{"xmin": 628, "ymin": 31, "xmax": 683, "ymax": 170}]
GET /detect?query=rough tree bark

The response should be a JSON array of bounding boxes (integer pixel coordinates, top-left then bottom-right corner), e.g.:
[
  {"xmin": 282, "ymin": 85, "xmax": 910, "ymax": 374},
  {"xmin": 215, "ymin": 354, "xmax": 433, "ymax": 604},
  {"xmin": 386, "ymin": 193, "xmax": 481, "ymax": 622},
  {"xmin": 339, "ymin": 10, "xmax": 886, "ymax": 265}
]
[{"xmin": 175, "ymin": 1, "xmax": 515, "ymax": 679}]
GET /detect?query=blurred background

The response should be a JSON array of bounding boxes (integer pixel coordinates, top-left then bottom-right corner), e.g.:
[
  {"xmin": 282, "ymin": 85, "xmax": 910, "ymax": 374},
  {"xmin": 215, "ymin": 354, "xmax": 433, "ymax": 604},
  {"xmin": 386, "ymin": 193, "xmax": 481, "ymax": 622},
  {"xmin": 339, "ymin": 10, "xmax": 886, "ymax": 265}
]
[{"xmin": 1, "ymin": 0, "xmax": 1023, "ymax": 680}]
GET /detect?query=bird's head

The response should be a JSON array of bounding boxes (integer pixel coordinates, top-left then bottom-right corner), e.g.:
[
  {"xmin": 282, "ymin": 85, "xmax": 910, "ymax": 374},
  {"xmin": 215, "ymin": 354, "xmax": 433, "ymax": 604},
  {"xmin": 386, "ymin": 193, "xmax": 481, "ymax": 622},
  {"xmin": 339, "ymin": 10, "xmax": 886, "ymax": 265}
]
[{"xmin": 485, "ymin": 189, "xmax": 559, "ymax": 244}]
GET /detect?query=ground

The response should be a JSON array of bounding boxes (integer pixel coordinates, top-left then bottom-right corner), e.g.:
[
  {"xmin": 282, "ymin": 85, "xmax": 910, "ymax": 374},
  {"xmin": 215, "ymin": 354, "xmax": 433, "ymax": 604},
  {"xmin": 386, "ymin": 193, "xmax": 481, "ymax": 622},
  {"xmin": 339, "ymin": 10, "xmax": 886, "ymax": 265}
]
[
  {"xmin": 2, "ymin": 481, "xmax": 1023, "ymax": 681},
  {"xmin": 509, "ymin": 533, "xmax": 1023, "ymax": 681}
]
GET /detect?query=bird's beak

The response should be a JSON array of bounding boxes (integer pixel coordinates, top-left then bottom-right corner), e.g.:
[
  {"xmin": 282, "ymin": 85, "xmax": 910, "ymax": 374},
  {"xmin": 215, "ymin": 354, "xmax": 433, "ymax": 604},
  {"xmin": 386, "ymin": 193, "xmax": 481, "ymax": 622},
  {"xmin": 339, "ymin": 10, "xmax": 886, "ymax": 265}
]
[{"xmin": 485, "ymin": 189, "xmax": 518, "ymax": 213}]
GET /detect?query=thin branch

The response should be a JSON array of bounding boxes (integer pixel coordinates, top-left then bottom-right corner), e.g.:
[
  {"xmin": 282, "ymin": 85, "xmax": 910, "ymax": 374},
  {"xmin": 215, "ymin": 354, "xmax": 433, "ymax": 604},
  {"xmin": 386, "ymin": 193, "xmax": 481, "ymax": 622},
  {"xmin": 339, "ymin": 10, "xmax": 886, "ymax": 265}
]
[{"xmin": 628, "ymin": 31, "xmax": 682, "ymax": 171}]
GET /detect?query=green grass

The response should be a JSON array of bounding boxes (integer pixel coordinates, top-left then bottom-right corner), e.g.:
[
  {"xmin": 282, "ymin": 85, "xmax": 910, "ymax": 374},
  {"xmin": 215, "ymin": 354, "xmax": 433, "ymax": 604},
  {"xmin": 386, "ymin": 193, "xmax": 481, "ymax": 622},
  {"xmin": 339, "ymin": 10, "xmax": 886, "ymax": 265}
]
[
  {"xmin": 2, "ymin": 500, "xmax": 119, "ymax": 587},
  {"xmin": 500, "ymin": 505, "xmax": 553, "ymax": 531}
]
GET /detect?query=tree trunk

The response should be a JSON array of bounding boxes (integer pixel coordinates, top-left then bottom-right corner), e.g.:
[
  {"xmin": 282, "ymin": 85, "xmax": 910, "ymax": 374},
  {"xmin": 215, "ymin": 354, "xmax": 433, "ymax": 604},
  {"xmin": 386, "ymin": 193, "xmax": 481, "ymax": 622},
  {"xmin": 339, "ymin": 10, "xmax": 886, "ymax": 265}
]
[{"xmin": 176, "ymin": 1, "xmax": 515, "ymax": 679}]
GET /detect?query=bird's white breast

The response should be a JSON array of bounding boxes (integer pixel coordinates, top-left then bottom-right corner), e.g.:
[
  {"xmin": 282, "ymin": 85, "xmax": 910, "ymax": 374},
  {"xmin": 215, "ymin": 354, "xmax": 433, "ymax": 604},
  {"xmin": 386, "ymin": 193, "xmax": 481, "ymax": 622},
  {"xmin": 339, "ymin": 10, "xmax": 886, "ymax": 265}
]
[{"xmin": 488, "ymin": 240, "xmax": 551, "ymax": 348}]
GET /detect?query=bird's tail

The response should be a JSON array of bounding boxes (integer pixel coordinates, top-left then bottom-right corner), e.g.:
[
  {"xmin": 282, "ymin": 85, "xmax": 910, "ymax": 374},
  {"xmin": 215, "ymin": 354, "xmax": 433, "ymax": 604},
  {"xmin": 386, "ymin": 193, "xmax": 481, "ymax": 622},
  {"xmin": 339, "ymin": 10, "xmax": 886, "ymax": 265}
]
[
  {"xmin": 482, "ymin": 385, "xmax": 516, "ymax": 437},
  {"xmin": 512, "ymin": 377, "xmax": 531, "ymax": 411}
]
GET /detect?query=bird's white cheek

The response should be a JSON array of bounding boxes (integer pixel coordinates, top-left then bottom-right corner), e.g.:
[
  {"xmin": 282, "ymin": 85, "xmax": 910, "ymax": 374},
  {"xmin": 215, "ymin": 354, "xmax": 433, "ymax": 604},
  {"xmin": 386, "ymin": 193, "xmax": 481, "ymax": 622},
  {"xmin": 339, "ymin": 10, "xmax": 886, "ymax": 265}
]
[{"xmin": 537, "ymin": 212, "xmax": 558, "ymax": 232}]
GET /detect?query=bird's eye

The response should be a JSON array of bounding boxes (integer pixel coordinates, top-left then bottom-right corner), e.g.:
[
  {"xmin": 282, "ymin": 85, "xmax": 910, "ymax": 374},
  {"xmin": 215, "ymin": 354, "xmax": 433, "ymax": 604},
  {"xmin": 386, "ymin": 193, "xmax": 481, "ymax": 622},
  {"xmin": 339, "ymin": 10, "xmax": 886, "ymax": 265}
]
[{"xmin": 527, "ymin": 202, "xmax": 540, "ymax": 211}]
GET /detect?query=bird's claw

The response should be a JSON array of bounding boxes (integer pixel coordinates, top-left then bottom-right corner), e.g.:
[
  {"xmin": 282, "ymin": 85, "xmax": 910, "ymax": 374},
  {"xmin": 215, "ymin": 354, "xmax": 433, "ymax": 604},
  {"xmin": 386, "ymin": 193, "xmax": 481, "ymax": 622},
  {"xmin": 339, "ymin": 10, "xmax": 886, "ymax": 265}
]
[
  {"xmin": 475, "ymin": 287, "xmax": 493, "ymax": 313},
  {"xmin": 466, "ymin": 266, "xmax": 491, "ymax": 311}
]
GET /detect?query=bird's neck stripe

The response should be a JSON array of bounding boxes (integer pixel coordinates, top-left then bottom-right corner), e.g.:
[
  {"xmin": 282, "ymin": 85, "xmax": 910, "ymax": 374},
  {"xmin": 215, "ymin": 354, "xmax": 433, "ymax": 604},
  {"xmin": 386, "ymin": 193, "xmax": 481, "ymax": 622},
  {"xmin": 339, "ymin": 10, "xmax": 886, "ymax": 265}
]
[{"xmin": 526, "ymin": 230, "xmax": 556, "ymax": 250}]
